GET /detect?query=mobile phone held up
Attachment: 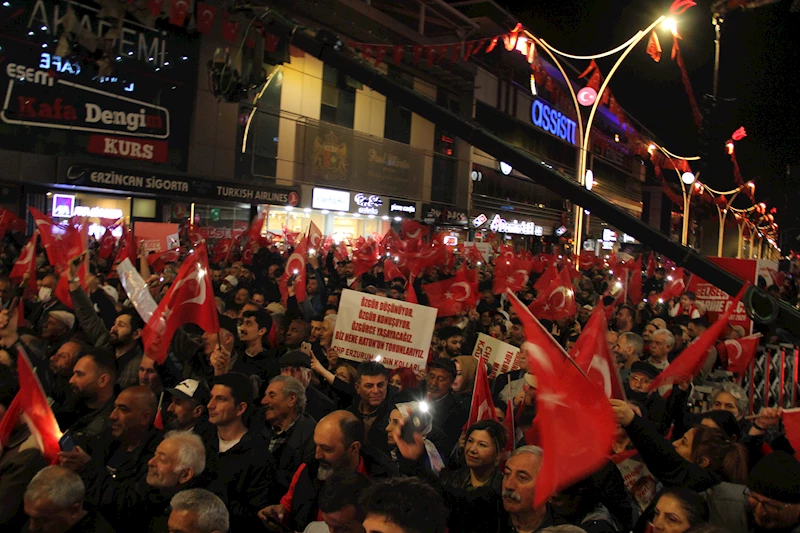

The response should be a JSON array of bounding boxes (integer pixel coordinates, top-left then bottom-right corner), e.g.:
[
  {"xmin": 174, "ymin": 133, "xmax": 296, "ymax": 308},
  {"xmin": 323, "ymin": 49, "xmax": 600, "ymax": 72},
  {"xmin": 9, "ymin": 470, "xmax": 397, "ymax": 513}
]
[
  {"xmin": 400, "ymin": 403, "xmax": 431, "ymax": 444},
  {"xmin": 59, "ymin": 431, "xmax": 76, "ymax": 452}
]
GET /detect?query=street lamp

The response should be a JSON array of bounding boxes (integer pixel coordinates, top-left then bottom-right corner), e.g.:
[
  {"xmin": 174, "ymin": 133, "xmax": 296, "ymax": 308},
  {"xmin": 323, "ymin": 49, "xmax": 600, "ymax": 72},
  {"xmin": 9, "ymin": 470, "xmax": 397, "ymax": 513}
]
[
  {"xmin": 703, "ymin": 181, "xmax": 755, "ymax": 257},
  {"xmin": 681, "ymin": 172, "xmax": 695, "ymax": 185}
]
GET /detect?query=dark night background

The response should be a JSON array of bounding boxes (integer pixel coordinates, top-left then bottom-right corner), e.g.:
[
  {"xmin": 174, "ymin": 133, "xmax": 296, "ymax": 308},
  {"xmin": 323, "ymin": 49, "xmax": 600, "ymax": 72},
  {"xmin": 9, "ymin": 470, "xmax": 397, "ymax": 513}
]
[{"xmin": 504, "ymin": 0, "xmax": 800, "ymax": 250}]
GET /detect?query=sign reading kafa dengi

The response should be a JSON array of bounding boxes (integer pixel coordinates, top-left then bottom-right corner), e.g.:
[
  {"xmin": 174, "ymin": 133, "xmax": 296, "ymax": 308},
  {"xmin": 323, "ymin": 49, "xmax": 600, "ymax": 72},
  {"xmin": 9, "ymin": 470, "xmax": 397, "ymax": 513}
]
[{"xmin": 0, "ymin": 0, "xmax": 198, "ymax": 169}]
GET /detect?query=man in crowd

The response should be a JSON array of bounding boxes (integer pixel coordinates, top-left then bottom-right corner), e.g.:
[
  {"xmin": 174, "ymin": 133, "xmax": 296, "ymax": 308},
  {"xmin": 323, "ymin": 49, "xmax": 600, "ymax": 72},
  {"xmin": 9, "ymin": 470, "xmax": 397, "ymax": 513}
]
[
  {"xmin": 279, "ymin": 350, "xmax": 335, "ymax": 422},
  {"xmin": 347, "ymin": 362, "xmax": 392, "ymax": 450},
  {"xmin": 40, "ymin": 310, "xmax": 74, "ymax": 357},
  {"xmin": 501, "ymin": 446, "xmax": 553, "ymax": 533},
  {"xmin": 646, "ymin": 329, "xmax": 673, "ymax": 372},
  {"xmin": 258, "ymin": 411, "xmax": 397, "ymax": 531},
  {"xmin": 206, "ymin": 372, "xmax": 277, "ymax": 532},
  {"xmin": 48, "ymin": 339, "xmax": 83, "ymax": 409},
  {"xmin": 230, "ymin": 309, "xmax": 279, "ymax": 385},
  {"xmin": 304, "ymin": 470, "xmax": 371, "ymax": 533},
  {"xmin": 168, "ymin": 488, "xmax": 230, "ymax": 533},
  {"xmin": 613, "ymin": 332, "xmax": 643, "ymax": 380},
  {"xmin": 436, "ymin": 326, "xmax": 464, "ymax": 359},
  {"xmin": 420, "ymin": 358, "xmax": 467, "ymax": 452},
  {"xmin": 361, "ymin": 477, "xmax": 447, "ymax": 533},
  {"xmin": 254, "ymin": 375, "xmax": 317, "ymax": 492},
  {"xmin": 164, "ymin": 378, "xmax": 214, "ymax": 439},
  {"xmin": 22, "ymin": 466, "xmax": 115, "ymax": 533},
  {"xmin": 615, "ymin": 305, "xmax": 639, "ymax": 335}
]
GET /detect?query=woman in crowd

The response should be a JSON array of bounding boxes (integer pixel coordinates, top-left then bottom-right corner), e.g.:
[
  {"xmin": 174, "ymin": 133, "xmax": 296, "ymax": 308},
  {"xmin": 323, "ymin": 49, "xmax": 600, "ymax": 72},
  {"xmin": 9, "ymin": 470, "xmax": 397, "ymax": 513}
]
[
  {"xmin": 452, "ymin": 355, "xmax": 478, "ymax": 406},
  {"xmin": 649, "ymin": 487, "xmax": 710, "ymax": 533},
  {"xmin": 388, "ymin": 367, "xmax": 418, "ymax": 393},
  {"xmin": 320, "ymin": 314, "xmax": 338, "ymax": 367},
  {"xmin": 385, "ymin": 401, "xmax": 447, "ymax": 473}
]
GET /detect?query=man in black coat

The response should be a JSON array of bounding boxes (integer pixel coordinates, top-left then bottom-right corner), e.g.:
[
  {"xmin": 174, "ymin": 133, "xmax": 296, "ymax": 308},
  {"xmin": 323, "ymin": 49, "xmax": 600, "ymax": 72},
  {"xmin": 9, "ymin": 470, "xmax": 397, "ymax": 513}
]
[
  {"xmin": 347, "ymin": 361, "xmax": 396, "ymax": 453},
  {"xmin": 279, "ymin": 350, "xmax": 335, "ymax": 422}
]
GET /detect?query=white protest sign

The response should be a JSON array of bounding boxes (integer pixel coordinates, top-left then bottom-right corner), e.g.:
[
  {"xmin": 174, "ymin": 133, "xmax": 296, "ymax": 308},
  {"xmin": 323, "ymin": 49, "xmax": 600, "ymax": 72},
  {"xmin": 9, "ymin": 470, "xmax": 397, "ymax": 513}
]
[
  {"xmin": 331, "ymin": 289, "xmax": 436, "ymax": 371},
  {"xmin": 472, "ymin": 332, "xmax": 522, "ymax": 379},
  {"xmin": 116, "ymin": 257, "xmax": 158, "ymax": 322}
]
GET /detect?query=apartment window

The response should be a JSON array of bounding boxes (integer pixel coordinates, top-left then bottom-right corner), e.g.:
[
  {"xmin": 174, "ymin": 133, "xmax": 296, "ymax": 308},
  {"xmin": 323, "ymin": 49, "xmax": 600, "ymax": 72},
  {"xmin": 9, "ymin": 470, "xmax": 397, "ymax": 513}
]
[
  {"xmin": 240, "ymin": 66, "xmax": 283, "ymax": 180},
  {"xmin": 383, "ymin": 65, "xmax": 412, "ymax": 144},
  {"xmin": 321, "ymin": 64, "xmax": 355, "ymax": 129}
]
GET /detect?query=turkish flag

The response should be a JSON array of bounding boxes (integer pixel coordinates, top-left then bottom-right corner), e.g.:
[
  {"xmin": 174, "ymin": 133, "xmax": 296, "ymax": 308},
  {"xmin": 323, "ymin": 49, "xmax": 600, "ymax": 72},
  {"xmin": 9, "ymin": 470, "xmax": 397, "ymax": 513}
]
[
  {"xmin": 467, "ymin": 357, "xmax": 497, "ymax": 428},
  {"xmin": 422, "ymin": 264, "xmax": 478, "ymax": 317},
  {"xmin": 29, "ymin": 208, "xmax": 68, "ymax": 270},
  {"xmin": 168, "ymin": 0, "xmax": 188, "ymax": 26},
  {"xmin": 147, "ymin": 248, "xmax": 182, "ymax": 273},
  {"xmin": 352, "ymin": 240, "xmax": 380, "ymax": 279},
  {"xmin": 646, "ymin": 253, "xmax": 656, "ymax": 278},
  {"xmin": 528, "ymin": 267, "xmax": 576, "ymax": 322},
  {"xmin": 406, "ymin": 275, "xmax": 418, "ymax": 304},
  {"xmin": 508, "ymin": 291, "xmax": 616, "ymax": 509},
  {"xmin": 650, "ymin": 284, "xmax": 747, "ymax": 390},
  {"xmin": 241, "ymin": 210, "xmax": 268, "ymax": 265},
  {"xmin": 570, "ymin": 305, "xmax": 626, "ymax": 400},
  {"xmin": 16, "ymin": 348, "xmax": 63, "ymax": 464},
  {"xmin": 97, "ymin": 227, "xmax": 117, "ymax": 260},
  {"xmin": 655, "ymin": 267, "xmax": 688, "ymax": 302},
  {"xmin": 646, "ymin": 31, "xmax": 662, "ymax": 62},
  {"xmin": 399, "ymin": 219, "xmax": 428, "ymax": 241},
  {"xmin": 494, "ymin": 252, "xmax": 533, "ymax": 295},
  {"xmin": 222, "ymin": 12, "xmax": 239, "ymax": 43},
  {"xmin": 722, "ymin": 334, "xmax": 762, "ymax": 375},
  {"xmin": 384, "ymin": 258, "xmax": 405, "ymax": 282},
  {"xmin": 211, "ymin": 238, "xmax": 232, "ymax": 264},
  {"xmin": 307, "ymin": 221, "xmax": 323, "ymax": 252},
  {"xmin": 0, "ymin": 208, "xmax": 26, "ymax": 236},
  {"xmin": 533, "ymin": 263, "xmax": 558, "ymax": 294},
  {"xmin": 280, "ymin": 237, "xmax": 308, "ymax": 303},
  {"xmin": 579, "ymin": 251, "xmax": 598, "ymax": 271},
  {"xmin": 379, "ymin": 228, "xmax": 405, "ymax": 257},
  {"xmin": 782, "ymin": 409, "xmax": 800, "ymax": 454},
  {"xmin": 186, "ymin": 225, "xmax": 204, "ymax": 247},
  {"xmin": 405, "ymin": 245, "xmax": 449, "ymax": 278},
  {"xmin": 10, "ymin": 231, "xmax": 39, "ymax": 298},
  {"xmin": 142, "ymin": 243, "xmax": 219, "ymax": 364},
  {"xmin": 195, "ymin": 2, "xmax": 217, "ymax": 34},
  {"xmin": 0, "ymin": 393, "xmax": 22, "ymax": 450},
  {"xmin": 53, "ymin": 222, "xmax": 89, "ymax": 309},
  {"xmin": 111, "ymin": 224, "xmax": 135, "ymax": 274},
  {"xmin": 628, "ymin": 256, "xmax": 643, "ymax": 305}
]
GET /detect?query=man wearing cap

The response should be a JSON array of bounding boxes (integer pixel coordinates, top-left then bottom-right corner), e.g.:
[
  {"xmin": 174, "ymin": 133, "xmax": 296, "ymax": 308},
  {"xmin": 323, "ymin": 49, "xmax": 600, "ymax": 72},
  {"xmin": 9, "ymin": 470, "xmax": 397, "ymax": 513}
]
[
  {"xmin": 705, "ymin": 451, "xmax": 800, "ymax": 533},
  {"xmin": 280, "ymin": 350, "xmax": 336, "ymax": 423},
  {"xmin": 625, "ymin": 361, "xmax": 670, "ymax": 435},
  {"xmin": 41, "ymin": 310, "xmax": 75, "ymax": 357},
  {"xmin": 206, "ymin": 372, "xmax": 278, "ymax": 533},
  {"xmin": 420, "ymin": 358, "xmax": 468, "ymax": 453},
  {"xmin": 164, "ymin": 378, "xmax": 215, "ymax": 441},
  {"xmin": 578, "ymin": 304, "xmax": 593, "ymax": 328}
]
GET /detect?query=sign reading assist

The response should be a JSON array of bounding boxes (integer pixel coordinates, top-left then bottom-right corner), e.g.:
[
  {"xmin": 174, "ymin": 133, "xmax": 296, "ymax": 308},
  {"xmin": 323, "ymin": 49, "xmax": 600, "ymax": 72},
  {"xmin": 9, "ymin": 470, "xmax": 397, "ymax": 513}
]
[{"xmin": 531, "ymin": 100, "xmax": 577, "ymax": 145}]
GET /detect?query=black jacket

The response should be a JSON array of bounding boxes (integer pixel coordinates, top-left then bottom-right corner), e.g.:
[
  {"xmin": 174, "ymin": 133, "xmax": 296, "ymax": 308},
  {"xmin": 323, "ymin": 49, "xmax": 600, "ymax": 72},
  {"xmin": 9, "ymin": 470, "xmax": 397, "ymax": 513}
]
[
  {"xmin": 282, "ymin": 445, "xmax": 399, "ymax": 531},
  {"xmin": 306, "ymin": 384, "xmax": 336, "ymax": 422},
  {"xmin": 206, "ymin": 430, "xmax": 279, "ymax": 533},
  {"xmin": 21, "ymin": 506, "xmax": 116, "ymax": 533},
  {"xmin": 56, "ymin": 397, "xmax": 115, "ymax": 456},
  {"xmin": 347, "ymin": 390, "xmax": 397, "ymax": 454},
  {"xmin": 428, "ymin": 393, "xmax": 469, "ymax": 454},
  {"xmin": 252, "ymin": 411, "xmax": 317, "ymax": 493},
  {"xmin": 440, "ymin": 467, "xmax": 505, "ymax": 533}
]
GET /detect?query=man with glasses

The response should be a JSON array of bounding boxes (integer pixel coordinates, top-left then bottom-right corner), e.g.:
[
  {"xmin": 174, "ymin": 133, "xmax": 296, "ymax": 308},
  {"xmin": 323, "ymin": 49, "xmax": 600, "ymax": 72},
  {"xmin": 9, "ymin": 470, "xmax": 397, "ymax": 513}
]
[{"xmin": 707, "ymin": 452, "xmax": 800, "ymax": 532}]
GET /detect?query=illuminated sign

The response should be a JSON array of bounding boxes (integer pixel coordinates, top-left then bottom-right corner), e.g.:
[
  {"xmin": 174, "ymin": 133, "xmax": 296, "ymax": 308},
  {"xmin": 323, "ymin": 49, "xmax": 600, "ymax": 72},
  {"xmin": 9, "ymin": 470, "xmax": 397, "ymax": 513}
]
[
  {"xmin": 602, "ymin": 229, "xmax": 617, "ymax": 242},
  {"xmin": 443, "ymin": 236, "xmax": 458, "ymax": 246},
  {"xmin": 489, "ymin": 214, "xmax": 542, "ymax": 236},
  {"xmin": 312, "ymin": 188, "xmax": 350, "ymax": 211},
  {"xmin": 555, "ymin": 226, "xmax": 568, "ymax": 236},
  {"xmin": 52, "ymin": 194, "xmax": 75, "ymax": 217},
  {"xmin": 389, "ymin": 199, "xmax": 416, "ymax": 216},
  {"xmin": 74, "ymin": 206, "xmax": 124, "ymax": 219},
  {"xmin": 499, "ymin": 162, "xmax": 513, "ymax": 175},
  {"xmin": 577, "ymin": 87, "xmax": 597, "ymax": 107},
  {"xmin": 353, "ymin": 193, "xmax": 383, "ymax": 215},
  {"xmin": 531, "ymin": 100, "xmax": 577, "ymax": 145},
  {"xmin": 473, "ymin": 213, "xmax": 487, "ymax": 227}
]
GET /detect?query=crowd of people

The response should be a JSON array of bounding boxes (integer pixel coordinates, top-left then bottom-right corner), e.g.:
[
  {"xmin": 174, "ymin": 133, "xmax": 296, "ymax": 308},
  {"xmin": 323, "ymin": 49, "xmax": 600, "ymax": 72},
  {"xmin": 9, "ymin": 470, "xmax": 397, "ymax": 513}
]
[{"xmin": 0, "ymin": 219, "xmax": 798, "ymax": 533}]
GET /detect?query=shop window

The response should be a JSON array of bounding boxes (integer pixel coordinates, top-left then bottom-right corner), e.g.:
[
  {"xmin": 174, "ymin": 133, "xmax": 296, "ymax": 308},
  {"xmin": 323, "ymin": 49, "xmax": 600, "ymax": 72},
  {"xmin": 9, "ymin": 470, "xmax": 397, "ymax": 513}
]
[
  {"xmin": 383, "ymin": 65, "xmax": 412, "ymax": 144},
  {"xmin": 321, "ymin": 64, "xmax": 356, "ymax": 129},
  {"xmin": 133, "ymin": 198, "xmax": 156, "ymax": 219}
]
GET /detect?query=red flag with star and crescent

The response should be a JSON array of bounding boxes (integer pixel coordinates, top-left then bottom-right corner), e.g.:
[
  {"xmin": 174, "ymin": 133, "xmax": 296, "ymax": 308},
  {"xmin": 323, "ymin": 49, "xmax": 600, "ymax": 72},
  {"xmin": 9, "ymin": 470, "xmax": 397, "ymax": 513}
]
[
  {"xmin": 422, "ymin": 263, "xmax": 478, "ymax": 317},
  {"xmin": 493, "ymin": 253, "xmax": 533, "ymax": 295},
  {"xmin": 241, "ymin": 210, "xmax": 268, "ymax": 265},
  {"xmin": 141, "ymin": 243, "xmax": 219, "ymax": 364},
  {"xmin": 721, "ymin": 333, "xmax": 762, "ymax": 375},
  {"xmin": 399, "ymin": 219, "xmax": 428, "ymax": 241},
  {"xmin": 211, "ymin": 238, "xmax": 233, "ymax": 264},
  {"xmin": 384, "ymin": 258, "xmax": 405, "ymax": 282},
  {"xmin": 528, "ymin": 267, "xmax": 576, "ymax": 322},
  {"xmin": 467, "ymin": 358, "xmax": 497, "ymax": 428},
  {"xmin": 650, "ymin": 284, "xmax": 747, "ymax": 390},
  {"xmin": 533, "ymin": 263, "xmax": 559, "ymax": 294},
  {"xmin": 307, "ymin": 221, "xmax": 324, "ymax": 252},
  {"xmin": 280, "ymin": 237, "xmax": 308, "ymax": 303},
  {"xmin": 0, "ymin": 208, "xmax": 26, "ymax": 237},
  {"xmin": 508, "ymin": 291, "xmax": 617, "ymax": 509},
  {"xmin": 655, "ymin": 267, "xmax": 688, "ymax": 302},
  {"xmin": 569, "ymin": 305, "xmax": 626, "ymax": 400},
  {"xmin": 10, "ymin": 231, "xmax": 39, "ymax": 298}
]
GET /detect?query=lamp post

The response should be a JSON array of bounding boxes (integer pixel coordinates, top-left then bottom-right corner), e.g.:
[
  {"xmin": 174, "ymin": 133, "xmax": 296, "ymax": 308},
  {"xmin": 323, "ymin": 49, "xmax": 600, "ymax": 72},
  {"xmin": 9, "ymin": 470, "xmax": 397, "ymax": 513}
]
[
  {"xmin": 680, "ymin": 171, "xmax": 698, "ymax": 246},
  {"xmin": 704, "ymin": 181, "xmax": 755, "ymax": 257},
  {"xmin": 525, "ymin": 10, "xmax": 693, "ymax": 253}
]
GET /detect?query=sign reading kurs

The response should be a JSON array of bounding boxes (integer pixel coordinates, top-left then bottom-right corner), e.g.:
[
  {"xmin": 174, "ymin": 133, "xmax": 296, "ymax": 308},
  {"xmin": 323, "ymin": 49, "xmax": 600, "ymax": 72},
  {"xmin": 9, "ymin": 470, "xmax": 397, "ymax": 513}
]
[{"xmin": 61, "ymin": 163, "xmax": 300, "ymax": 206}]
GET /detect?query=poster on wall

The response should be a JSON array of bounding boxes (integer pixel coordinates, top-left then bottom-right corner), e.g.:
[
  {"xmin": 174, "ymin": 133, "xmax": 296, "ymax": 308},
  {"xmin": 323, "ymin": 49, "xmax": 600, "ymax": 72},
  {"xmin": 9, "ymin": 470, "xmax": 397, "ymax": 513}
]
[
  {"xmin": 331, "ymin": 289, "xmax": 436, "ymax": 371},
  {"xmin": 0, "ymin": 0, "xmax": 199, "ymax": 169},
  {"xmin": 135, "ymin": 222, "xmax": 179, "ymax": 254}
]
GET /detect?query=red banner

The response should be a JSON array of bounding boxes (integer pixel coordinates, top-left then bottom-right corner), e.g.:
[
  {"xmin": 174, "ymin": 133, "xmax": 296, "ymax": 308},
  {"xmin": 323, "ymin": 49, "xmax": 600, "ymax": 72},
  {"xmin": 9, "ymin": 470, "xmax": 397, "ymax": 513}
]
[{"xmin": 686, "ymin": 257, "xmax": 755, "ymax": 335}]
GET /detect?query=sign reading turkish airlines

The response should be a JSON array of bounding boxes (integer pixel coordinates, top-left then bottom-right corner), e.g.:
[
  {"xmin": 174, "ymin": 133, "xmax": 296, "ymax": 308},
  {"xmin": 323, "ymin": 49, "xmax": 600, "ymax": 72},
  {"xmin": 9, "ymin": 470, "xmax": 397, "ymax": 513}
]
[{"xmin": 0, "ymin": 0, "xmax": 198, "ymax": 168}]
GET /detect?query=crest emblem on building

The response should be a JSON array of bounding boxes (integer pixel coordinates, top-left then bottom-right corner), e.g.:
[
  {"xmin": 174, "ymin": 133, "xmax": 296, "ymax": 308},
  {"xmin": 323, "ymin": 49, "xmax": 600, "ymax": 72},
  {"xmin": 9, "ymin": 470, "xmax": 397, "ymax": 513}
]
[{"xmin": 311, "ymin": 130, "xmax": 348, "ymax": 180}]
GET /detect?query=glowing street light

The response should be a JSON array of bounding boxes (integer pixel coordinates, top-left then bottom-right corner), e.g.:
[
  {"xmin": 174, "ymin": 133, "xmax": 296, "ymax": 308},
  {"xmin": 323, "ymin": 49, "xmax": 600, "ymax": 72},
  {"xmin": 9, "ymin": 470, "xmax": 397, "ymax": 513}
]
[
  {"xmin": 661, "ymin": 18, "xmax": 678, "ymax": 36},
  {"xmin": 585, "ymin": 169, "xmax": 594, "ymax": 190},
  {"xmin": 681, "ymin": 172, "xmax": 696, "ymax": 185}
]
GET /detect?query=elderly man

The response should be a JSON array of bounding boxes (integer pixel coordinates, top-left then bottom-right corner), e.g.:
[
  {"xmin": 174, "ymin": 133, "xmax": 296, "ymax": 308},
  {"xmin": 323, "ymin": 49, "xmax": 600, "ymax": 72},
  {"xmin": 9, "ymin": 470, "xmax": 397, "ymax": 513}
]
[
  {"xmin": 258, "ymin": 410, "xmax": 397, "ymax": 532},
  {"xmin": 279, "ymin": 350, "xmax": 335, "ymax": 422},
  {"xmin": 253, "ymin": 375, "xmax": 317, "ymax": 492},
  {"xmin": 22, "ymin": 465, "xmax": 115, "ymax": 533},
  {"xmin": 625, "ymin": 361, "xmax": 669, "ymax": 435},
  {"xmin": 169, "ymin": 488, "xmax": 230, "ymax": 533},
  {"xmin": 500, "ymin": 446, "xmax": 553, "ymax": 532},
  {"xmin": 49, "ymin": 340, "xmax": 84, "ymax": 409},
  {"xmin": 646, "ymin": 329, "xmax": 673, "ymax": 372},
  {"xmin": 41, "ymin": 310, "xmax": 75, "ymax": 356}
]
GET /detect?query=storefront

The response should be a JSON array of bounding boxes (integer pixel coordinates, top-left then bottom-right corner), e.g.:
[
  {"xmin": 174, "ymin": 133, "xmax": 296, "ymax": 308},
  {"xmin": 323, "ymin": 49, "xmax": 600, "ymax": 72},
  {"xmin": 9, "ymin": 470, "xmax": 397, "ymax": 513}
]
[
  {"xmin": 470, "ymin": 210, "xmax": 553, "ymax": 250},
  {"xmin": 282, "ymin": 186, "xmax": 419, "ymax": 243},
  {"xmin": 421, "ymin": 203, "xmax": 469, "ymax": 245}
]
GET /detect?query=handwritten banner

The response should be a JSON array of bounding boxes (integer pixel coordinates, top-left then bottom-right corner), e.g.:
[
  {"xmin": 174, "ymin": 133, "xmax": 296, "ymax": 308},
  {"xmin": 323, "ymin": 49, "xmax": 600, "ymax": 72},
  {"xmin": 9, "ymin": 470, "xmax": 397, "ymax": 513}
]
[
  {"xmin": 471, "ymin": 333, "xmax": 521, "ymax": 379},
  {"xmin": 331, "ymin": 289, "xmax": 436, "ymax": 371}
]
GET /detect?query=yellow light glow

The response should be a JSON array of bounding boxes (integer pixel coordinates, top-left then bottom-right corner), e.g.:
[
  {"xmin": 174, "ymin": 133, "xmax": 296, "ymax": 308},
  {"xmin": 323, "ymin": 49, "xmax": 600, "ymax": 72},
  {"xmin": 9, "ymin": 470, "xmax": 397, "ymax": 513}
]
[
  {"xmin": 529, "ymin": 73, "xmax": 537, "ymax": 96},
  {"xmin": 726, "ymin": 141, "xmax": 734, "ymax": 155},
  {"xmin": 661, "ymin": 18, "xmax": 678, "ymax": 36}
]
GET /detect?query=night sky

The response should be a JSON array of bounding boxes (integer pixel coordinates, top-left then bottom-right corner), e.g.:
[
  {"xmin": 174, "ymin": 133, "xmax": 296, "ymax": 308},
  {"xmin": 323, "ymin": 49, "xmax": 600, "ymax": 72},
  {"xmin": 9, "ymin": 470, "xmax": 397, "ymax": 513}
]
[{"xmin": 504, "ymin": 0, "xmax": 800, "ymax": 249}]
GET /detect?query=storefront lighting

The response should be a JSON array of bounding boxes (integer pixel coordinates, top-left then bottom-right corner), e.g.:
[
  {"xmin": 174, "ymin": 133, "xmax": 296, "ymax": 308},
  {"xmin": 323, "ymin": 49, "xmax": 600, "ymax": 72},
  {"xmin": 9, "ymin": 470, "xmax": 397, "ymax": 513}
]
[
  {"xmin": 353, "ymin": 213, "xmax": 360, "ymax": 218},
  {"xmin": 285, "ymin": 206, "xmax": 293, "ymax": 211},
  {"xmin": 381, "ymin": 216, "xmax": 389, "ymax": 220},
  {"xmin": 394, "ymin": 217, "xmax": 402, "ymax": 221},
  {"xmin": 3, "ymin": 2, "xmax": 11, "ymax": 7},
  {"xmin": 303, "ymin": 208, "xmax": 311, "ymax": 213},
  {"xmin": 368, "ymin": 215, "xmax": 375, "ymax": 219},
  {"xmin": 46, "ymin": 192, "xmax": 52, "ymax": 196},
  {"xmin": 338, "ymin": 211, "xmax": 346, "ymax": 215},
  {"xmin": 322, "ymin": 210, "xmax": 329, "ymax": 215}
]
